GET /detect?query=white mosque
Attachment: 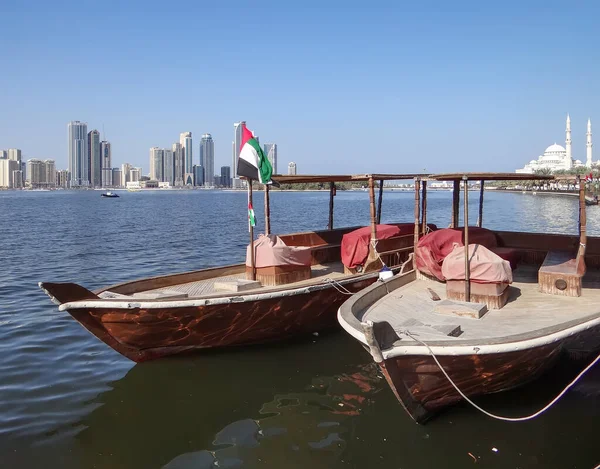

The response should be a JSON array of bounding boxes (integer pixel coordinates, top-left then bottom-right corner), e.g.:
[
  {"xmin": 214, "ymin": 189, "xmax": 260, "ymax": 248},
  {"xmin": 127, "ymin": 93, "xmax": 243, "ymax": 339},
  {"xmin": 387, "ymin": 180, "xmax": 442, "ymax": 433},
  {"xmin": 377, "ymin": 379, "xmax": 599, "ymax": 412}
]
[{"xmin": 516, "ymin": 115, "xmax": 595, "ymax": 173}]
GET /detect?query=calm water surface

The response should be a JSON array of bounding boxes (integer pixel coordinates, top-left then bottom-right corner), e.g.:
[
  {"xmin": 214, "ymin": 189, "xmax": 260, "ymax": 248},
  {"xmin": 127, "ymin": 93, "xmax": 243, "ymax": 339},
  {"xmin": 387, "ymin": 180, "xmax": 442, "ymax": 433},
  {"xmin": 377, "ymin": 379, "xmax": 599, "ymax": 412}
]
[{"xmin": 0, "ymin": 189, "xmax": 598, "ymax": 468}]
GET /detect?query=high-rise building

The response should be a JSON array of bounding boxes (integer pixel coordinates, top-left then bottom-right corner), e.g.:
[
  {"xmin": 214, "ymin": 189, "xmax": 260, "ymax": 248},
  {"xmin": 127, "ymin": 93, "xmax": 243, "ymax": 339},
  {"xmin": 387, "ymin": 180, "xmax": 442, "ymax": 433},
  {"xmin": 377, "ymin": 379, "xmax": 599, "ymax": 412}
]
[
  {"xmin": 121, "ymin": 163, "xmax": 132, "ymax": 187},
  {"xmin": 220, "ymin": 166, "xmax": 231, "ymax": 188},
  {"xmin": 163, "ymin": 149, "xmax": 174, "ymax": 185},
  {"xmin": 26, "ymin": 159, "xmax": 43, "ymax": 188},
  {"xmin": 100, "ymin": 140, "xmax": 112, "ymax": 187},
  {"xmin": 263, "ymin": 143, "xmax": 277, "ymax": 174},
  {"xmin": 172, "ymin": 143, "xmax": 184, "ymax": 186},
  {"xmin": 149, "ymin": 147, "xmax": 164, "ymax": 181},
  {"xmin": 12, "ymin": 170, "xmax": 23, "ymax": 189},
  {"xmin": 193, "ymin": 165, "xmax": 204, "ymax": 186},
  {"xmin": 0, "ymin": 150, "xmax": 7, "ymax": 159},
  {"xmin": 180, "ymin": 132, "xmax": 193, "ymax": 175},
  {"xmin": 88, "ymin": 130, "xmax": 101, "ymax": 187},
  {"xmin": 288, "ymin": 162, "xmax": 297, "ymax": 175},
  {"xmin": 56, "ymin": 169, "xmax": 70, "ymax": 188},
  {"xmin": 232, "ymin": 121, "xmax": 245, "ymax": 187},
  {"xmin": 44, "ymin": 160, "xmax": 56, "ymax": 188},
  {"xmin": 0, "ymin": 159, "xmax": 19, "ymax": 188},
  {"xmin": 129, "ymin": 167, "xmax": 141, "ymax": 183},
  {"xmin": 68, "ymin": 121, "xmax": 88, "ymax": 187},
  {"xmin": 112, "ymin": 168, "xmax": 122, "ymax": 188},
  {"xmin": 7, "ymin": 148, "xmax": 21, "ymax": 163},
  {"xmin": 199, "ymin": 133, "xmax": 214, "ymax": 186}
]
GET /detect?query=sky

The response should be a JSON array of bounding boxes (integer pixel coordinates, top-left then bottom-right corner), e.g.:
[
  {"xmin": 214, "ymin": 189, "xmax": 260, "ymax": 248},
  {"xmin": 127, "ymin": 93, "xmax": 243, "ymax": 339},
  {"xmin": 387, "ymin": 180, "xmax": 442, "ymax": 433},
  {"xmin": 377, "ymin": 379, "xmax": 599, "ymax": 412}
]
[{"xmin": 2, "ymin": 1, "xmax": 600, "ymax": 175}]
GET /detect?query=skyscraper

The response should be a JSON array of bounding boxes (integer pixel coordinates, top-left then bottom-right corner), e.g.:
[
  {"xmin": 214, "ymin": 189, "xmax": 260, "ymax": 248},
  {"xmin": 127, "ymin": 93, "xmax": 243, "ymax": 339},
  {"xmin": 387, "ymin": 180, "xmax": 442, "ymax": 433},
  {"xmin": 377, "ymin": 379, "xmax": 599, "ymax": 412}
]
[
  {"xmin": 232, "ymin": 121, "xmax": 245, "ymax": 187},
  {"xmin": 288, "ymin": 162, "xmax": 297, "ymax": 175},
  {"xmin": 172, "ymin": 143, "xmax": 184, "ymax": 186},
  {"xmin": 121, "ymin": 163, "xmax": 132, "ymax": 187},
  {"xmin": 263, "ymin": 143, "xmax": 278, "ymax": 174},
  {"xmin": 200, "ymin": 133, "xmax": 214, "ymax": 186},
  {"xmin": 180, "ymin": 131, "xmax": 193, "ymax": 179},
  {"xmin": 88, "ymin": 130, "xmax": 101, "ymax": 187},
  {"xmin": 149, "ymin": 147, "xmax": 164, "ymax": 181},
  {"xmin": 100, "ymin": 141, "xmax": 112, "ymax": 187},
  {"xmin": 7, "ymin": 149, "xmax": 21, "ymax": 163},
  {"xmin": 68, "ymin": 121, "xmax": 88, "ymax": 187},
  {"xmin": 0, "ymin": 150, "xmax": 7, "ymax": 159},
  {"xmin": 0, "ymin": 159, "xmax": 19, "ymax": 188},
  {"xmin": 163, "ymin": 149, "xmax": 174, "ymax": 185},
  {"xmin": 220, "ymin": 166, "xmax": 231, "ymax": 188}
]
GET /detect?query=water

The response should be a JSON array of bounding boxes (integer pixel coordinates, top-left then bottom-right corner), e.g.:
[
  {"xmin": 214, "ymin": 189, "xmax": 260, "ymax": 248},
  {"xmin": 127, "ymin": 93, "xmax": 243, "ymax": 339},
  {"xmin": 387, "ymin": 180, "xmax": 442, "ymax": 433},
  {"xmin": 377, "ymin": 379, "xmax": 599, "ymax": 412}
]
[{"xmin": 0, "ymin": 189, "xmax": 598, "ymax": 468}]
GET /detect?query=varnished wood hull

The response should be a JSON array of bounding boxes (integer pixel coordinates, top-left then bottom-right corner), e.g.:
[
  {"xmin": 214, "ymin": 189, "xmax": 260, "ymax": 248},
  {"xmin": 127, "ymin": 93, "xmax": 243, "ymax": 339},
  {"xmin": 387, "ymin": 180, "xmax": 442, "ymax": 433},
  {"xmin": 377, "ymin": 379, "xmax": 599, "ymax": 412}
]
[
  {"xmin": 46, "ymin": 276, "xmax": 375, "ymax": 362},
  {"xmin": 376, "ymin": 325, "xmax": 600, "ymax": 423}
]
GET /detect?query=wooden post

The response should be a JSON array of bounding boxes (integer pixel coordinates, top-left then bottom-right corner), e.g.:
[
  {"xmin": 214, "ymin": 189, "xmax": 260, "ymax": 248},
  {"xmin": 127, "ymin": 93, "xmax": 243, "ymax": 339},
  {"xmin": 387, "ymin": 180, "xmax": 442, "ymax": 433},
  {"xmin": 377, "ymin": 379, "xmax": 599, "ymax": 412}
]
[
  {"xmin": 376, "ymin": 179, "xmax": 384, "ymax": 224},
  {"xmin": 328, "ymin": 182, "xmax": 335, "ymax": 230},
  {"xmin": 477, "ymin": 180, "xmax": 484, "ymax": 228},
  {"xmin": 451, "ymin": 180, "xmax": 460, "ymax": 228},
  {"xmin": 463, "ymin": 176, "xmax": 470, "ymax": 302},
  {"xmin": 264, "ymin": 184, "xmax": 271, "ymax": 235},
  {"xmin": 368, "ymin": 177, "xmax": 377, "ymax": 245},
  {"xmin": 421, "ymin": 179, "xmax": 427, "ymax": 234},
  {"xmin": 248, "ymin": 179, "xmax": 256, "ymax": 281},
  {"xmin": 414, "ymin": 178, "xmax": 421, "ymax": 250}
]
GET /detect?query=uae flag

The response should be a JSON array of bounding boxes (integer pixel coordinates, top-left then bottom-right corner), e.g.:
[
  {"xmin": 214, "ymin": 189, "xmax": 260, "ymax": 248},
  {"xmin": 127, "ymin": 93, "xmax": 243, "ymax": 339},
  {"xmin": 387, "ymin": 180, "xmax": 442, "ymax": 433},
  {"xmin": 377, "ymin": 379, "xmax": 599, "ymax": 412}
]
[{"xmin": 236, "ymin": 123, "xmax": 274, "ymax": 184}]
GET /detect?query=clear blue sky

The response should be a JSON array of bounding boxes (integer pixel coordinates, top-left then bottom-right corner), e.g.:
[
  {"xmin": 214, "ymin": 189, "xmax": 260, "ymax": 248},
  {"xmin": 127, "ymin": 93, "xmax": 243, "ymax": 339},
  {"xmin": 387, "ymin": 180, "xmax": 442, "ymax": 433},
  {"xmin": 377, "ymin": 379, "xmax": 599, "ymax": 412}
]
[{"xmin": 2, "ymin": 1, "xmax": 600, "ymax": 175}]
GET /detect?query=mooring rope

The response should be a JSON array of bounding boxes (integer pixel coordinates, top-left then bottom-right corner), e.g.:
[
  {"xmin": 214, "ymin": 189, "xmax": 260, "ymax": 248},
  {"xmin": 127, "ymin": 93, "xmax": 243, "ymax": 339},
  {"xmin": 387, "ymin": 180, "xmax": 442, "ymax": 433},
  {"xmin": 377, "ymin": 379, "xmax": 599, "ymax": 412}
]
[
  {"xmin": 324, "ymin": 278, "xmax": 354, "ymax": 295},
  {"xmin": 400, "ymin": 330, "xmax": 600, "ymax": 422}
]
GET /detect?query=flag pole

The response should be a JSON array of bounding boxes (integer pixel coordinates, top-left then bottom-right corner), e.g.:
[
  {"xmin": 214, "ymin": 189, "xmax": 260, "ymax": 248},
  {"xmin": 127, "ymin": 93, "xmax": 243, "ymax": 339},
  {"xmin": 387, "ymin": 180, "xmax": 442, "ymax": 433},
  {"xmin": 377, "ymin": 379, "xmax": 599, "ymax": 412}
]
[{"xmin": 248, "ymin": 179, "xmax": 256, "ymax": 281}]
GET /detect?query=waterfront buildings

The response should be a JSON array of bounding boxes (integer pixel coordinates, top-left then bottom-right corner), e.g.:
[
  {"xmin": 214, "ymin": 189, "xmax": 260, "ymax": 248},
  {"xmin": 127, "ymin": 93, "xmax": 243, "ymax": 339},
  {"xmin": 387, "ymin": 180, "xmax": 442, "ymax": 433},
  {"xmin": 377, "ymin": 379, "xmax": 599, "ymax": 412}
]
[
  {"xmin": 516, "ymin": 115, "xmax": 591, "ymax": 173},
  {"xmin": 68, "ymin": 121, "xmax": 88, "ymax": 187},
  {"xmin": 150, "ymin": 147, "xmax": 163, "ymax": 182},
  {"xmin": 200, "ymin": 133, "xmax": 214, "ymax": 186},
  {"xmin": 0, "ymin": 159, "xmax": 20, "ymax": 188},
  {"xmin": 88, "ymin": 130, "xmax": 101, "ymax": 187},
  {"xmin": 100, "ymin": 141, "xmax": 112, "ymax": 187},
  {"xmin": 26, "ymin": 159, "xmax": 56, "ymax": 189},
  {"xmin": 264, "ymin": 143, "xmax": 277, "ymax": 174},
  {"xmin": 129, "ymin": 167, "xmax": 141, "ymax": 183},
  {"xmin": 288, "ymin": 161, "xmax": 297, "ymax": 175},
  {"xmin": 163, "ymin": 149, "xmax": 174, "ymax": 185},
  {"xmin": 121, "ymin": 163, "xmax": 132, "ymax": 187}
]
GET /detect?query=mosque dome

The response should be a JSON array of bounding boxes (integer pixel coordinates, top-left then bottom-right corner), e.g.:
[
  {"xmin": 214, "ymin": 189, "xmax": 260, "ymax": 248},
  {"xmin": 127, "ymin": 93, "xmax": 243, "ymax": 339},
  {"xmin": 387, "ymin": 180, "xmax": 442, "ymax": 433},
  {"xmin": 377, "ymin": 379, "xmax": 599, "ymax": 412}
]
[{"xmin": 544, "ymin": 143, "xmax": 566, "ymax": 154}]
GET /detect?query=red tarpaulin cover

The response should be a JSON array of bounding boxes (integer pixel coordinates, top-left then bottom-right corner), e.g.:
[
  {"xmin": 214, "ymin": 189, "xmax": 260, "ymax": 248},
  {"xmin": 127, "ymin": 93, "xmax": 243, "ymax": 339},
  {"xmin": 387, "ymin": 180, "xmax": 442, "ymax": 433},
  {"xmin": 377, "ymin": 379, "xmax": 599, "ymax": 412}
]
[
  {"xmin": 415, "ymin": 227, "xmax": 499, "ymax": 281},
  {"xmin": 341, "ymin": 224, "xmax": 406, "ymax": 269},
  {"xmin": 442, "ymin": 244, "xmax": 513, "ymax": 284}
]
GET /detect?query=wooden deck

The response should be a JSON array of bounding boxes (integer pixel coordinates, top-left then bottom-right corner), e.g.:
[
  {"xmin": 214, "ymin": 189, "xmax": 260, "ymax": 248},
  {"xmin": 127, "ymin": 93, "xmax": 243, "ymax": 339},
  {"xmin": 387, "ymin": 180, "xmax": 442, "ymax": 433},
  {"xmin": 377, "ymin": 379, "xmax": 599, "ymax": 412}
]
[
  {"xmin": 361, "ymin": 265, "xmax": 600, "ymax": 343},
  {"xmin": 134, "ymin": 262, "xmax": 347, "ymax": 298}
]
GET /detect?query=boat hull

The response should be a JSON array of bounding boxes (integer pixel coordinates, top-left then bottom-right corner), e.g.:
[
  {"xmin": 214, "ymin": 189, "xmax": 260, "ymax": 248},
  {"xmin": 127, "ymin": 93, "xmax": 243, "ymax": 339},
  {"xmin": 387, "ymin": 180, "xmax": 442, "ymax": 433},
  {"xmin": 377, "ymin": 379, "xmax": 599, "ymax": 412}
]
[
  {"xmin": 61, "ymin": 277, "xmax": 375, "ymax": 362},
  {"xmin": 377, "ymin": 325, "xmax": 600, "ymax": 423}
]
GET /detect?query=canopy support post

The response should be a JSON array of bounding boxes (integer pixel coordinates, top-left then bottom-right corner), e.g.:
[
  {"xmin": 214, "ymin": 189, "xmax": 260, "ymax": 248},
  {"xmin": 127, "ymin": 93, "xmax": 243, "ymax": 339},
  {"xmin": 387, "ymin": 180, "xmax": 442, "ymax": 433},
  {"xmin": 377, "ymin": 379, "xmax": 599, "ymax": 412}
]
[
  {"xmin": 421, "ymin": 179, "xmax": 427, "ymax": 234},
  {"xmin": 248, "ymin": 179, "xmax": 256, "ymax": 281},
  {"xmin": 264, "ymin": 184, "xmax": 271, "ymax": 235},
  {"xmin": 477, "ymin": 180, "xmax": 484, "ymax": 228},
  {"xmin": 413, "ymin": 178, "xmax": 421, "ymax": 268},
  {"xmin": 376, "ymin": 179, "xmax": 384, "ymax": 224},
  {"xmin": 368, "ymin": 177, "xmax": 377, "ymax": 244},
  {"xmin": 463, "ymin": 176, "xmax": 470, "ymax": 302},
  {"xmin": 328, "ymin": 182, "xmax": 335, "ymax": 230},
  {"xmin": 451, "ymin": 180, "xmax": 460, "ymax": 228}
]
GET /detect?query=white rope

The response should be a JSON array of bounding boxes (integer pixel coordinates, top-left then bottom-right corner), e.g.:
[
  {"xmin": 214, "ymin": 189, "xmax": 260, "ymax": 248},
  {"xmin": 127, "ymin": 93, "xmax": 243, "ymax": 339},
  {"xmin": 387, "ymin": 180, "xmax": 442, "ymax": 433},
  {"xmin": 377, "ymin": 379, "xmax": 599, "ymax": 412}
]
[
  {"xmin": 400, "ymin": 330, "xmax": 600, "ymax": 422},
  {"xmin": 324, "ymin": 278, "xmax": 354, "ymax": 295}
]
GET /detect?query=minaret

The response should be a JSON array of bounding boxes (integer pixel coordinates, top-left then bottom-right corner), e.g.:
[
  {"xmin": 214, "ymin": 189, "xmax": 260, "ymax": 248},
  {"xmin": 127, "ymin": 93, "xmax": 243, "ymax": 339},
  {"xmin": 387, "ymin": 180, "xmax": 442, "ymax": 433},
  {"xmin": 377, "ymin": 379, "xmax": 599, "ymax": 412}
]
[
  {"xmin": 587, "ymin": 118, "xmax": 593, "ymax": 168},
  {"xmin": 566, "ymin": 114, "xmax": 572, "ymax": 163}
]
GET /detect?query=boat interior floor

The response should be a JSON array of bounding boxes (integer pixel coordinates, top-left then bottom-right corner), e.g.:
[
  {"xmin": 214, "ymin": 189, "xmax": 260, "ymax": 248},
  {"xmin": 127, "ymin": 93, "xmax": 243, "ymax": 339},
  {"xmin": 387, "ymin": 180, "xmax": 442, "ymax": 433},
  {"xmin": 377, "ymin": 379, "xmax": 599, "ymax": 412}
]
[
  {"xmin": 123, "ymin": 262, "xmax": 347, "ymax": 299},
  {"xmin": 361, "ymin": 265, "xmax": 600, "ymax": 345}
]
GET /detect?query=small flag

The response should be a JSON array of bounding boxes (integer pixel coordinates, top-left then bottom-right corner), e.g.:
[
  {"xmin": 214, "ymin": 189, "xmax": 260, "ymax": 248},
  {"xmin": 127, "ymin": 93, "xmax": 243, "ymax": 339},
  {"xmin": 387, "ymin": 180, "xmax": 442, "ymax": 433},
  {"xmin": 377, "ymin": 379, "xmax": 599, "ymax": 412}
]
[
  {"xmin": 237, "ymin": 123, "xmax": 274, "ymax": 184},
  {"xmin": 586, "ymin": 172, "xmax": 593, "ymax": 183},
  {"xmin": 248, "ymin": 202, "xmax": 256, "ymax": 227}
]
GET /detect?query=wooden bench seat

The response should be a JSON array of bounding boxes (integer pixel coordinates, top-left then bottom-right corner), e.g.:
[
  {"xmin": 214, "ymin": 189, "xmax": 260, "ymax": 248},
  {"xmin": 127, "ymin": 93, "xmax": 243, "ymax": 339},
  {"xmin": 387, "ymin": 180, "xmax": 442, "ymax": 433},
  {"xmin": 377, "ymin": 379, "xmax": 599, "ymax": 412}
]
[{"xmin": 538, "ymin": 250, "xmax": 585, "ymax": 297}]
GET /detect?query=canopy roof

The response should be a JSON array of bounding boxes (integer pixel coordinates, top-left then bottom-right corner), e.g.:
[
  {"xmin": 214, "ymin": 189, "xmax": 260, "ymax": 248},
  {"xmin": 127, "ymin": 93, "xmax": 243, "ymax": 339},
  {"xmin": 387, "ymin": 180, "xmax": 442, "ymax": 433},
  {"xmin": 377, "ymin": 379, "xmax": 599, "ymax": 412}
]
[
  {"xmin": 428, "ymin": 172, "xmax": 555, "ymax": 182},
  {"xmin": 271, "ymin": 173, "xmax": 428, "ymax": 184}
]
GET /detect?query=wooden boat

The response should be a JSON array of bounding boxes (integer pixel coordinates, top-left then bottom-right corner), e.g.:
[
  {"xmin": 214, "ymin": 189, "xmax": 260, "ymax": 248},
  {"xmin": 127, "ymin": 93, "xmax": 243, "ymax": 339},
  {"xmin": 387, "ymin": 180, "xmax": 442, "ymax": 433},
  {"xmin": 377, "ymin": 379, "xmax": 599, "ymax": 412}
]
[
  {"xmin": 101, "ymin": 191, "xmax": 120, "ymax": 198},
  {"xmin": 338, "ymin": 173, "xmax": 600, "ymax": 423},
  {"xmin": 39, "ymin": 174, "xmax": 426, "ymax": 362}
]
